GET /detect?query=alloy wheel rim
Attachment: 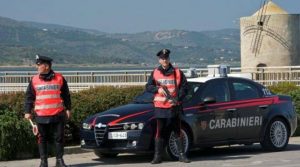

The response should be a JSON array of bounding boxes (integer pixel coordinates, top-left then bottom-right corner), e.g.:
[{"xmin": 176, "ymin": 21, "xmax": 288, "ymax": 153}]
[
  {"xmin": 168, "ymin": 130, "xmax": 188, "ymax": 157},
  {"xmin": 270, "ymin": 121, "xmax": 287, "ymax": 148}
]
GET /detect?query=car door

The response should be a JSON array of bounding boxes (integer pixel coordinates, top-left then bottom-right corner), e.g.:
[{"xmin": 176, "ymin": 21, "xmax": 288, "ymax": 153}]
[
  {"xmin": 193, "ymin": 79, "xmax": 236, "ymax": 143},
  {"xmin": 229, "ymin": 78, "xmax": 271, "ymax": 140}
]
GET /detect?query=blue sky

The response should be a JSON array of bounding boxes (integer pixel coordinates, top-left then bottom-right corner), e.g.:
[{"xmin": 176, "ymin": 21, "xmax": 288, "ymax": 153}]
[{"xmin": 0, "ymin": 0, "xmax": 299, "ymax": 33}]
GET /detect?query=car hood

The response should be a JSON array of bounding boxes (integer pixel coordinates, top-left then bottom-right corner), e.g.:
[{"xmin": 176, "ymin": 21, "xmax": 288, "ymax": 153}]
[{"xmin": 91, "ymin": 103, "xmax": 154, "ymax": 125}]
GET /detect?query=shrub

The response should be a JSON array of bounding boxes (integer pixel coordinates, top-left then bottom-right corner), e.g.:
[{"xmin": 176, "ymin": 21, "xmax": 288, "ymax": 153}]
[
  {"xmin": 268, "ymin": 82, "xmax": 298, "ymax": 95},
  {"xmin": 0, "ymin": 92, "xmax": 25, "ymax": 118},
  {"xmin": 268, "ymin": 83, "xmax": 300, "ymax": 136},
  {"xmin": 0, "ymin": 110, "xmax": 37, "ymax": 160},
  {"xmin": 289, "ymin": 89, "xmax": 300, "ymax": 114}
]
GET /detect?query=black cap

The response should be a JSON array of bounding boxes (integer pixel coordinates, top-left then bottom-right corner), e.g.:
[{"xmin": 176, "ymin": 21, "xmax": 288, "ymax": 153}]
[
  {"xmin": 35, "ymin": 54, "xmax": 53, "ymax": 65},
  {"xmin": 156, "ymin": 49, "xmax": 170, "ymax": 59}
]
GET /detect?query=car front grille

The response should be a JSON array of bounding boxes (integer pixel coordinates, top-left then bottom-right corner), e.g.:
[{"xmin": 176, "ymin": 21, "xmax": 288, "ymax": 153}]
[
  {"xmin": 94, "ymin": 125, "xmax": 107, "ymax": 146},
  {"xmin": 108, "ymin": 124, "xmax": 123, "ymax": 131},
  {"xmin": 93, "ymin": 123, "xmax": 131, "ymax": 145}
]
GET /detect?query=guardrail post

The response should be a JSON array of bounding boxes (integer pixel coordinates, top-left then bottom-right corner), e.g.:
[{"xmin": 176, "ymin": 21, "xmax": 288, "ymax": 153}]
[
  {"xmin": 125, "ymin": 72, "xmax": 128, "ymax": 82},
  {"xmin": 91, "ymin": 72, "xmax": 94, "ymax": 83},
  {"xmin": 76, "ymin": 72, "xmax": 79, "ymax": 83},
  {"xmin": 144, "ymin": 71, "xmax": 147, "ymax": 82}
]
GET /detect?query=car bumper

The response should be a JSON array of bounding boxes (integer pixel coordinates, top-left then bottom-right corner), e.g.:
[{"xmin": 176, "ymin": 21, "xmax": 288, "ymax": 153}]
[
  {"xmin": 290, "ymin": 113, "xmax": 298, "ymax": 136},
  {"xmin": 80, "ymin": 128, "xmax": 152, "ymax": 153}
]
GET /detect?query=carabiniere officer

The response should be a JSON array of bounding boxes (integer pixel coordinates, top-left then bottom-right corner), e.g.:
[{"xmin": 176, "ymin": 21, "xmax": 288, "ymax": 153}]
[{"xmin": 24, "ymin": 54, "xmax": 71, "ymax": 167}]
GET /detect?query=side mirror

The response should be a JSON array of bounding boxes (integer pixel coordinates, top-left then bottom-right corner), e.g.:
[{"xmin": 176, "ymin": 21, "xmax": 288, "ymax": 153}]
[{"xmin": 203, "ymin": 96, "xmax": 216, "ymax": 104}]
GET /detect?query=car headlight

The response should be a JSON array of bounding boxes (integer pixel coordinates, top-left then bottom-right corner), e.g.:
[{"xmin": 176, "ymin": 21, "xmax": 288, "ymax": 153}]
[
  {"xmin": 138, "ymin": 123, "xmax": 144, "ymax": 130},
  {"xmin": 82, "ymin": 123, "xmax": 92, "ymax": 130},
  {"xmin": 130, "ymin": 123, "xmax": 137, "ymax": 130},
  {"xmin": 123, "ymin": 124, "xmax": 130, "ymax": 130}
]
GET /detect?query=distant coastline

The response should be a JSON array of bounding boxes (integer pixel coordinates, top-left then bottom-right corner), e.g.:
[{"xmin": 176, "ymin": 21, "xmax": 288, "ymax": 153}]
[
  {"xmin": 0, "ymin": 63, "xmax": 207, "ymax": 72},
  {"xmin": 0, "ymin": 63, "xmax": 150, "ymax": 68},
  {"xmin": 0, "ymin": 63, "xmax": 157, "ymax": 72}
]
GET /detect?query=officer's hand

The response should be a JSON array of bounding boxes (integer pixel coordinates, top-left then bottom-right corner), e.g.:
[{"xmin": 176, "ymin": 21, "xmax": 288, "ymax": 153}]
[
  {"xmin": 158, "ymin": 87, "xmax": 167, "ymax": 96},
  {"xmin": 24, "ymin": 113, "xmax": 32, "ymax": 120},
  {"xmin": 66, "ymin": 110, "xmax": 71, "ymax": 120},
  {"xmin": 168, "ymin": 100, "xmax": 176, "ymax": 106}
]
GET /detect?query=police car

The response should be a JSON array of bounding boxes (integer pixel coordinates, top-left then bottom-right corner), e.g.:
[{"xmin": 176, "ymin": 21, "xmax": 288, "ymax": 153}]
[{"xmin": 80, "ymin": 75, "xmax": 297, "ymax": 160}]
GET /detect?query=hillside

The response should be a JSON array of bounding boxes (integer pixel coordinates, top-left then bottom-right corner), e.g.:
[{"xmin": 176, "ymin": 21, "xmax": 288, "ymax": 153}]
[{"xmin": 0, "ymin": 16, "xmax": 240, "ymax": 66}]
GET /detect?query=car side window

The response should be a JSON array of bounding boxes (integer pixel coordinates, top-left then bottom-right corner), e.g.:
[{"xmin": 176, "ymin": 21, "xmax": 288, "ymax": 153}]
[
  {"xmin": 201, "ymin": 80, "xmax": 230, "ymax": 102},
  {"xmin": 183, "ymin": 82, "xmax": 203, "ymax": 102},
  {"xmin": 232, "ymin": 81, "xmax": 259, "ymax": 100}
]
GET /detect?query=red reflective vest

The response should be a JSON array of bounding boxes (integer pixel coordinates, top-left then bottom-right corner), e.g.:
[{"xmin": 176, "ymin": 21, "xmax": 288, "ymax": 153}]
[
  {"xmin": 32, "ymin": 72, "xmax": 64, "ymax": 116},
  {"xmin": 153, "ymin": 68, "xmax": 181, "ymax": 108}
]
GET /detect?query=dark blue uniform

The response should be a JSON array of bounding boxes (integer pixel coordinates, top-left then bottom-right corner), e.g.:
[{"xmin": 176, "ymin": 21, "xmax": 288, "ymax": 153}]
[{"xmin": 146, "ymin": 48, "xmax": 190, "ymax": 163}]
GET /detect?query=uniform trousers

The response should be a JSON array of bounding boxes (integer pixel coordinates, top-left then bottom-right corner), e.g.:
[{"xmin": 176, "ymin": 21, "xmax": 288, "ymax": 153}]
[
  {"xmin": 155, "ymin": 114, "xmax": 181, "ymax": 140},
  {"xmin": 37, "ymin": 121, "xmax": 65, "ymax": 145},
  {"xmin": 37, "ymin": 120, "xmax": 66, "ymax": 159}
]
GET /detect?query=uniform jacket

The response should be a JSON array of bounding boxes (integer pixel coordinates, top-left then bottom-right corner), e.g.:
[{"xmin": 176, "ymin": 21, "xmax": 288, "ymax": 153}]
[
  {"xmin": 146, "ymin": 64, "xmax": 188, "ymax": 118},
  {"xmin": 24, "ymin": 70, "xmax": 71, "ymax": 123},
  {"xmin": 32, "ymin": 72, "xmax": 64, "ymax": 116},
  {"xmin": 153, "ymin": 67, "xmax": 181, "ymax": 108}
]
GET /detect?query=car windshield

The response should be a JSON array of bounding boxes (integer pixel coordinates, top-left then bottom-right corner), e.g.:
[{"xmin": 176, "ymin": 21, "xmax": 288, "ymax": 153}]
[
  {"xmin": 132, "ymin": 91, "xmax": 154, "ymax": 104},
  {"xmin": 133, "ymin": 82, "xmax": 203, "ymax": 104}
]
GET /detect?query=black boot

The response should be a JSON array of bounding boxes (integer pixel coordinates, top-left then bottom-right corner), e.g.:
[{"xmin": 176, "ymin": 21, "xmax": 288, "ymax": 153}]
[
  {"xmin": 56, "ymin": 158, "xmax": 67, "ymax": 167},
  {"xmin": 151, "ymin": 138, "xmax": 163, "ymax": 164},
  {"xmin": 176, "ymin": 138, "xmax": 190, "ymax": 163},
  {"xmin": 55, "ymin": 143, "xmax": 67, "ymax": 167},
  {"xmin": 56, "ymin": 143, "xmax": 64, "ymax": 159},
  {"xmin": 39, "ymin": 159, "xmax": 48, "ymax": 167},
  {"xmin": 38, "ymin": 143, "xmax": 48, "ymax": 167}
]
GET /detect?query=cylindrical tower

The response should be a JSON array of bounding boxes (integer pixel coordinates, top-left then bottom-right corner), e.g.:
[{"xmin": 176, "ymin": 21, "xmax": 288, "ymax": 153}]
[{"xmin": 240, "ymin": 1, "xmax": 300, "ymax": 69}]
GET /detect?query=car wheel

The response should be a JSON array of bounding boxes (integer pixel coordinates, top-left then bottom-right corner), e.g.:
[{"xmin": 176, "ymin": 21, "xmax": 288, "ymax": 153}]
[
  {"xmin": 164, "ymin": 128, "xmax": 190, "ymax": 160},
  {"xmin": 260, "ymin": 118, "xmax": 289, "ymax": 151},
  {"xmin": 94, "ymin": 150, "xmax": 118, "ymax": 158}
]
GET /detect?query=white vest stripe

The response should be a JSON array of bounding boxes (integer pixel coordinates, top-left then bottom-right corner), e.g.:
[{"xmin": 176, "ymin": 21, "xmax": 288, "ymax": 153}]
[
  {"xmin": 34, "ymin": 103, "xmax": 64, "ymax": 110},
  {"xmin": 36, "ymin": 94, "xmax": 61, "ymax": 100}
]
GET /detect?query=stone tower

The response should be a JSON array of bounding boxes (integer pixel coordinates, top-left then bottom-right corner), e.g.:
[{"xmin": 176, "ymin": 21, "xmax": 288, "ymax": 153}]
[{"xmin": 240, "ymin": 1, "xmax": 300, "ymax": 69}]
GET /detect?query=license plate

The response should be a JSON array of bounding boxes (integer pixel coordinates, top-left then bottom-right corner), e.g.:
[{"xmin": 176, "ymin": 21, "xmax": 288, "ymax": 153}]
[{"xmin": 108, "ymin": 132, "xmax": 127, "ymax": 139}]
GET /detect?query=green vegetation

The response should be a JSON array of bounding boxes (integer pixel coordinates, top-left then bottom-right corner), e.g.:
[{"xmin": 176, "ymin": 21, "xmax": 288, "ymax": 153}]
[
  {"xmin": 0, "ymin": 16, "xmax": 240, "ymax": 66},
  {"xmin": 0, "ymin": 110, "xmax": 38, "ymax": 160},
  {"xmin": 268, "ymin": 82, "xmax": 300, "ymax": 136},
  {"xmin": 0, "ymin": 92, "xmax": 38, "ymax": 160}
]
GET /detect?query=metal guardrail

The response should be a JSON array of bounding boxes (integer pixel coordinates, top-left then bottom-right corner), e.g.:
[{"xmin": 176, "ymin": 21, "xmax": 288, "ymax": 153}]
[
  {"xmin": 0, "ymin": 70, "xmax": 155, "ymax": 83},
  {"xmin": 0, "ymin": 68, "xmax": 207, "ymax": 82},
  {"xmin": 0, "ymin": 82, "xmax": 146, "ymax": 93},
  {"xmin": 0, "ymin": 68, "xmax": 203, "ymax": 93},
  {"xmin": 2, "ymin": 66, "xmax": 300, "ymax": 93}
]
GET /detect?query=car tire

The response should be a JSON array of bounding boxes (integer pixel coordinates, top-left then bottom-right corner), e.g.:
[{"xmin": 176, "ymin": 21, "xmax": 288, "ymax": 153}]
[
  {"xmin": 260, "ymin": 118, "xmax": 289, "ymax": 151},
  {"xmin": 164, "ymin": 127, "xmax": 190, "ymax": 161},
  {"xmin": 94, "ymin": 150, "xmax": 118, "ymax": 158}
]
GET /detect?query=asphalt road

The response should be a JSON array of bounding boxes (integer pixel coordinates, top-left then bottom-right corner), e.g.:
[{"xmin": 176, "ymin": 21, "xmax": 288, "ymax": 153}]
[{"xmin": 1, "ymin": 137, "xmax": 300, "ymax": 167}]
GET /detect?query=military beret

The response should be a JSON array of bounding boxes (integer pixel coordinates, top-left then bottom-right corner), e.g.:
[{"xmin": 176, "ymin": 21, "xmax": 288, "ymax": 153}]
[
  {"xmin": 35, "ymin": 54, "xmax": 53, "ymax": 65},
  {"xmin": 156, "ymin": 49, "xmax": 171, "ymax": 58}
]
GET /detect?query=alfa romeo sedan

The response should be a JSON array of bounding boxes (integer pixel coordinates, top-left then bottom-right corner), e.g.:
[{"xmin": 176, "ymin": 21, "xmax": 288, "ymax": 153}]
[{"xmin": 80, "ymin": 76, "xmax": 297, "ymax": 160}]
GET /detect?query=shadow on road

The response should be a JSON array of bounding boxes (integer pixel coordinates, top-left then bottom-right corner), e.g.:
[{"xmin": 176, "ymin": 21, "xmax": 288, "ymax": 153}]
[
  {"xmin": 190, "ymin": 143, "xmax": 300, "ymax": 161},
  {"xmin": 286, "ymin": 144, "xmax": 300, "ymax": 151},
  {"xmin": 70, "ymin": 143, "xmax": 300, "ymax": 166},
  {"xmin": 71, "ymin": 153, "xmax": 152, "ymax": 166}
]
